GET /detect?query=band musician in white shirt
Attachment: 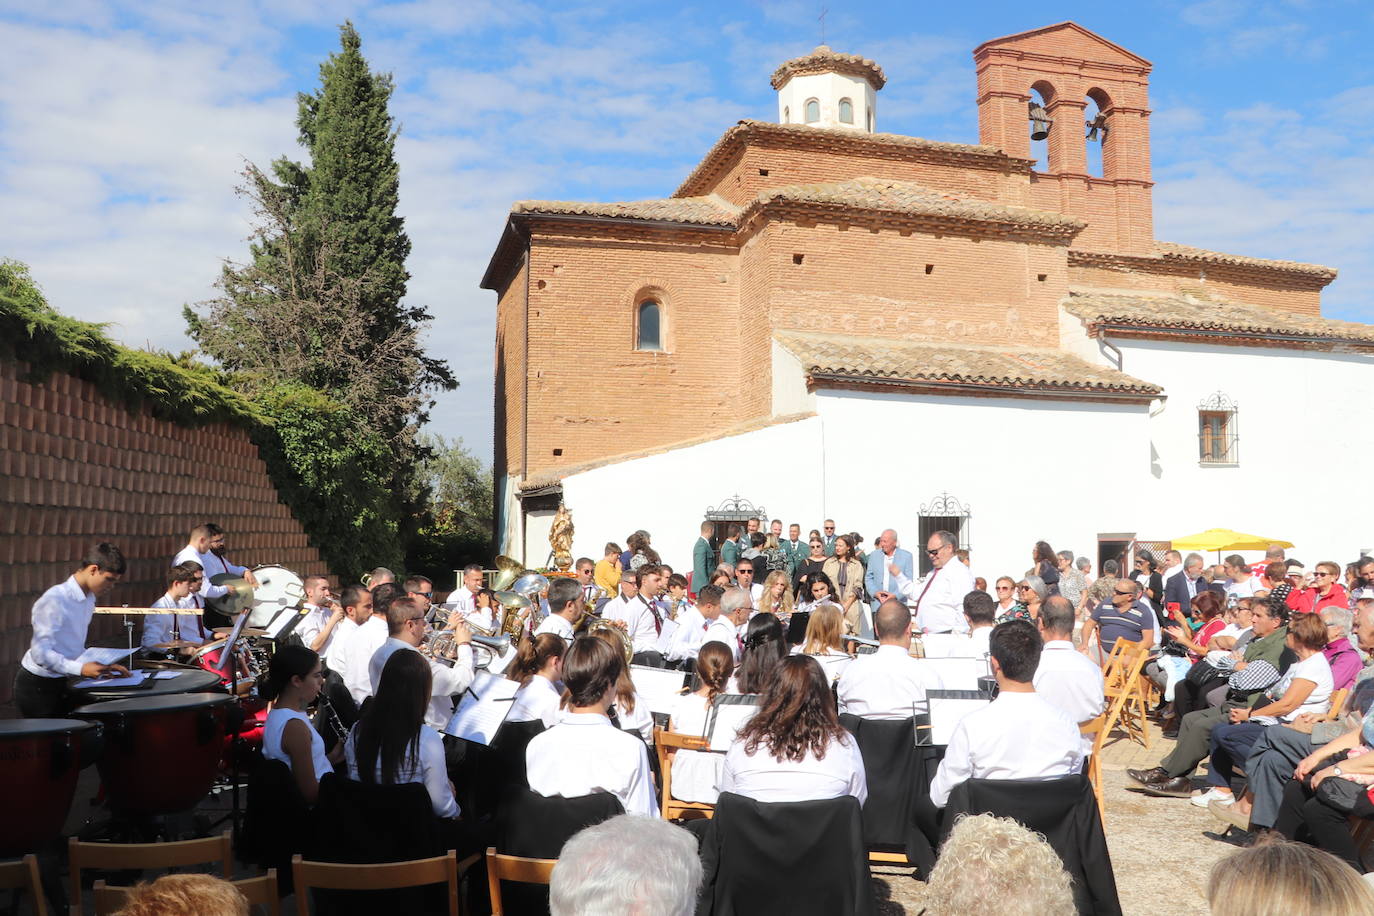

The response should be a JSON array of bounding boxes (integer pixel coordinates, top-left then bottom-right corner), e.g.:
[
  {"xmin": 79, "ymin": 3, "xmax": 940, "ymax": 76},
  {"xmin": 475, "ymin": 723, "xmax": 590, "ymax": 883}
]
[
  {"xmin": 837, "ymin": 600, "xmax": 943, "ymax": 720},
  {"xmin": 703, "ymin": 587, "xmax": 751, "ymax": 664},
  {"xmin": 142, "ymin": 561, "xmax": 213, "ymax": 652},
  {"xmin": 368, "ymin": 597, "xmax": 474, "ymax": 731},
  {"xmin": 16, "ymin": 543, "xmax": 131, "ymax": 717},
  {"xmin": 604, "ymin": 567, "xmax": 667, "ymax": 668},
  {"xmin": 668, "ymin": 584, "xmax": 724, "ymax": 666},
  {"xmin": 534, "ymin": 579, "xmax": 585, "ymax": 641},
  {"xmin": 172, "ymin": 524, "xmax": 257, "ymax": 625},
  {"xmin": 1033, "ymin": 596, "xmax": 1105, "ymax": 754},
  {"xmin": 930, "ymin": 620, "xmax": 1084, "ymax": 808},
  {"xmin": 298, "ymin": 576, "xmax": 345, "ymax": 656},
  {"xmin": 443, "ymin": 564, "xmax": 484, "ymax": 623},
  {"xmin": 926, "ymin": 592, "xmax": 996, "ymax": 659},
  {"xmin": 878, "ymin": 530, "xmax": 975, "ymax": 635}
]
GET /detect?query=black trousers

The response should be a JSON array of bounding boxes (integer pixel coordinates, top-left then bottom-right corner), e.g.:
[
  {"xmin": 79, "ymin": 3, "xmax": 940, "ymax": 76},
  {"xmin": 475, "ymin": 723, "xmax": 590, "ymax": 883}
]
[
  {"xmin": 631, "ymin": 650, "xmax": 665, "ymax": 668},
  {"xmin": 1274, "ymin": 773, "xmax": 1374, "ymax": 872},
  {"xmin": 14, "ymin": 669, "xmax": 70, "ymax": 718}
]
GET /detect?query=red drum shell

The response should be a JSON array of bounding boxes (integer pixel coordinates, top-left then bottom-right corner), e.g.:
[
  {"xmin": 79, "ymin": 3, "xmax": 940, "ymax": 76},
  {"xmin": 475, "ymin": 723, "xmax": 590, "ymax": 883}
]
[
  {"xmin": 74, "ymin": 693, "xmax": 233, "ymax": 816},
  {"xmin": 0, "ymin": 718, "xmax": 98, "ymax": 856}
]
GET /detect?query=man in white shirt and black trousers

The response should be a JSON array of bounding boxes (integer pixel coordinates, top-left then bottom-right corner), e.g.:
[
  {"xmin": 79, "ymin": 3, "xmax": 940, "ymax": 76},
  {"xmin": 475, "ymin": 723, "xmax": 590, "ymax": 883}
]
[
  {"xmin": 1034, "ymin": 596, "xmax": 1106, "ymax": 754},
  {"xmin": 837, "ymin": 599, "xmax": 944, "ymax": 719},
  {"xmin": 16, "ymin": 543, "xmax": 132, "ymax": 717},
  {"xmin": 172, "ymin": 523, "xmax": 257, "ymax": 628},
  {"xmin": 141, "ymin": 561, "xmax": 213, "ymax": 652},
  {"xmin": 880, "ymin": 530, "xmax": 975, "ymax": 635},
  {"xmin": 534, "ymin": 578, "xmax": 585, "ymax": 641},
  {"xmin": 704, "ymin": 586, "xmax": 751, "ymax": 664},
  {"xmin": 930, "ymin": 619, "xmax": 1085, "ymax": 809},
  {"xmin": 605, "ymin": 567, "xmax": 667, "ymax": 667}
]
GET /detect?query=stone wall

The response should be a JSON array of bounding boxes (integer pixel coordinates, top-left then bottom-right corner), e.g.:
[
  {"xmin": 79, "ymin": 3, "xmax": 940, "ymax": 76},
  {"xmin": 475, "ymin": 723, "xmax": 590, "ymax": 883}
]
[{"xmin": 0, "ymin": 359, "xmax": 325, "ymax": 706}]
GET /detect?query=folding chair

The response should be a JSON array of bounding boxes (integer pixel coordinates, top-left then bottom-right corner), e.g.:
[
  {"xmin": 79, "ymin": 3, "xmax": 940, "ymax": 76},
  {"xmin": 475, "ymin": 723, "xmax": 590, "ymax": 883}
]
[
  {"xmin": 0, "ymin": 855, "xmax": 47, "ymax": 916},
  {"xmin": 92, "ymin": 870, "xmax": 279, "ymax": 916},
  {"xmin": 69, "ymin": 832, "xmax": 233, "ymax": 914},
  {"xmin": 292, "ymin": 851, "xmax": 479, "ymax": 916},
  {"xmin": 1079, "ymin": 713, "xmax": 1110, "ymax": 821},
  {"xmin": 653, "ymin": 726, "xmax": 715, "ymax": 822},
  {"xmin": 1325, "ymin": 688, "xmax": 1349, "ymax": 722},
  {"xmin": 485, "ymin": 848, "xmax": 556, "ymax": 916},
  {"xmin": 1101, "ymin": 639, "xmax": 1151, "ymax": 749}
]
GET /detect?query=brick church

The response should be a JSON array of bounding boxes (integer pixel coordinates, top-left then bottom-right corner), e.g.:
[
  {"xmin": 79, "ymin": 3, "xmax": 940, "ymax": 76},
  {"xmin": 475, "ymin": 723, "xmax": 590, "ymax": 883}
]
[{"xmin": 481, "ymin": 21, "xmax": 1374, "ymax": 578}]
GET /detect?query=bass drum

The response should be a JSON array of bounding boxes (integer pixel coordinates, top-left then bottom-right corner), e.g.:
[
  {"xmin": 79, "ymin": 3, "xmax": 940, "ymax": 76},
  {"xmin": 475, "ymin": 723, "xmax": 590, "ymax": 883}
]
[
  {"xmin": 0, "ymin": 719, "xmax": 100, "ymax": 857},
  {"xmin": 248, "ymin": 565, "xmax": 305, "ymax": 627}
]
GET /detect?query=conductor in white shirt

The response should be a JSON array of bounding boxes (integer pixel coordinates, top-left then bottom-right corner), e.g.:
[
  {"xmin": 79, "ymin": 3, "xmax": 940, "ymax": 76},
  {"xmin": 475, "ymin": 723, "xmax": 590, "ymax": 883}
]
[
  {"xmin": 837, "ymin": 599, "xmax": 943, "ymax": 720},
  {"xmin": 930, "ymin": 620, "xmax": 1085, "ymax": 808},
  {"xmin": 534, "ymin": 579, "xmax": 585, "ymax": 641},
  {"xmin": 368, "ymin": 596, "xmax": 475, "ymax": 731},
  {"xmin": 878, "ymin": 530, "xmax": 975, "ymax": 635}
]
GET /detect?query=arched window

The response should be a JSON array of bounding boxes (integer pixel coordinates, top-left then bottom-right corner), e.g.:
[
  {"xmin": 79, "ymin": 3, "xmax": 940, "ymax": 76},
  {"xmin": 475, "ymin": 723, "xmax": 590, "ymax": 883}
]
[
  {"xmin": 867, "ymin": 109, "xmax": 874, "ymax": 132},
  {"xmin": 1085, "ymin": 88, "xmax": 1112, "ymax": 178},
  {"xmin": 804, "ymin": 98, "xmax": 820, "ymax": 123},
  {"xmin": 636, "ymin": 301, "xmax": 662, "ymax": 351},
  {"xmin": 1028, "ymin": 82, "xmax": 1056, "ymax": 172},
  {"xmin": 838, "ymin": 98, "xmax": 854, "ymax": 124},
  {"xmin": 783, "ymin": 106, "xmax": 790, "ymax": 124}
]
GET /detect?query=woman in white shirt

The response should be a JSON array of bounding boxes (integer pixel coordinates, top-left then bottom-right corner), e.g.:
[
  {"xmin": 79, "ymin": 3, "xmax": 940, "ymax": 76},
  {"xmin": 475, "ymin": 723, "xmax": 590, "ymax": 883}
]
[
  {"xmin": 993, "ymin": 576, "xmax": 1017, "ymax": 620},
  {"xmin": 791, "ymin": 603, "xmax": 853, "ymax": 684},
  {"xmin": 506, "ymin": 633, "xmax": 566, "ymax": 728},
  {"xmin": 588, "ymin": 628, "xmax": 653, "ymax": 741},
  {"xmin": 525, "ymin": 636, "xmax": 658, "ymax": 817},
  {"xmin": 719, "ymin": 655, "xmax": 867, "ymax": 804},
  {"xmin": 667, "ymin": 641, "xmax": 735, "ymax": 804},
  {"xmin": 261, "ymin": 645, "xmax": 337, "ymax": 804},
  {"xmin": 1197, "ymin": 611, "xmax": 1335, "ymax": 810}
]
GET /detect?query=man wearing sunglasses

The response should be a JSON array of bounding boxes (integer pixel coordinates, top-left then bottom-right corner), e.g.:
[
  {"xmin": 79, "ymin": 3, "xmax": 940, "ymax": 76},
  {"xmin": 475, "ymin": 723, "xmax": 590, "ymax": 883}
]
[
  {"xmin": 1286, "ymin": 561, "xmax": 1348, "ymax": 616},
  {"xmin": 884, "ymin": 530, "xmax": 975, "ymax": 635},
  {"xmin": 1080, "ymin": 579, "xmax": 1153, "ymax": 661}
]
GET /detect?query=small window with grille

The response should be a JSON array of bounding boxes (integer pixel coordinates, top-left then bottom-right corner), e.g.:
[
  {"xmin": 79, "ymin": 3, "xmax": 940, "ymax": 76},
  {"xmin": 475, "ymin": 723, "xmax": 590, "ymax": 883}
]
[{"xmin": 1198, "ymin": 393, "xmax": 1238, "ymax": 465}]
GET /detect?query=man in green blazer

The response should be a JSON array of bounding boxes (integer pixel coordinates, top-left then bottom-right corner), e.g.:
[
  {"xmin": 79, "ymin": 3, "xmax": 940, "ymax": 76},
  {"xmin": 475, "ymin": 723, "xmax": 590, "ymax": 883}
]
[{"xmin": 692, "ymin": 521, "xmax": 716, "ymax": 593}]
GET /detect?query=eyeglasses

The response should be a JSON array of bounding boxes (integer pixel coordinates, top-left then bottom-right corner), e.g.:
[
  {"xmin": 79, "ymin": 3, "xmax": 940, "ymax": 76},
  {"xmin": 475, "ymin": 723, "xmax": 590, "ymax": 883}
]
[
  {"xmin": 1017, "ymin": 584, "xmax": 1032, "ymax": 591},
  {"xmin": 824, "ymin": 526, "xmax": 834, "ymax": 531},
  {"xmin": 414, "ymin": 591, "xmax": 433, "ymax": 598},
  {"xmin": 926, "ymin": 548, "xmax": 943, "ymax": 556},
  {"xmin": 737, "ymin": 569, "xmax": 754, "ymax": 575},
  {"xmin": 1313, "ymin": 572, "xmax": 1332, "ymax": 578},
  {"xmin": 1114, "ymin": 589, "xmax": 1135, "ymax": 596},
  {"xmin": 995, "ymin": 586, "xmax": 1011, "ymax": 591},
  {"xmin": 405, "ymin": 615, "xmax": 426, "ymax": 624}
]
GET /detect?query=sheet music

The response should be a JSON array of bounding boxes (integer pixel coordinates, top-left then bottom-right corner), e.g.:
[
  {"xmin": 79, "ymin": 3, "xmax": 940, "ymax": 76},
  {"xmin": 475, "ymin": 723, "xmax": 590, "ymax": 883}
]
[
  {"xmin": 217, "ymin": 610, "xmax": 251, "ymax": 675},
  {"xmin": 444, "ymin": 671, "xmax": 521, "ymax": 746},
  {"xmin": 654, "ymin": 618, "xmax": 680, "ymax": 657},
  {"xmin": 630, "ymin": 665, "xmax": 689, "ymax": 716},
  {"xmin": 706, "ymin": 695, "xmax": 760, "ymax": 752},
  {"xmin": 74, "ymin": 670, "xmax": 149, "ymax": 689},
  {"xmin": 922, "ymin": 656, "xmax": 990, "ymax": 691},
  {"xmin": 919, "ymin": 689, "xmax": 991, "ymax": 746},
  {"xmin": 75, "ymin": 647, "xmax": 136, "ymax": 666},
  {"xmin": 264, "ymin": 607, "xmax": 301, "ymax": 640},
  {"xmin": 919, "ymin": 633, "xmax": 968, "ymax": 659}
]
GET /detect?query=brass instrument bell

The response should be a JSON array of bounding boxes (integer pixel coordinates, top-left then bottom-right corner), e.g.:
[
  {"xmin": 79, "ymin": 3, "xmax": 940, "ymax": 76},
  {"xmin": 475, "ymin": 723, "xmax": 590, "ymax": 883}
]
[
  {"xmin": 511, "ymin": 573, "xmax": 550, "ymax": 600},
  {"xmin": 491, "ymin": 555, "xmax": 523, "ymax": 592}
]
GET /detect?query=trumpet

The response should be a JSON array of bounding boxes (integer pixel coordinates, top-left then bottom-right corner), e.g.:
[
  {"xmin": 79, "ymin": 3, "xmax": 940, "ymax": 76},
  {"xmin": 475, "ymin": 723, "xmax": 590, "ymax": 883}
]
[{"xmin": 421, "ymin": 627, "xmax": 511, "ymax": 667}]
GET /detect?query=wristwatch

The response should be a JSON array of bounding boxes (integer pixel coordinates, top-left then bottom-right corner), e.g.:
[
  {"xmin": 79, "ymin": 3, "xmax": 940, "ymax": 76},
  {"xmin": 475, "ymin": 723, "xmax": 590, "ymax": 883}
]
[{"xmin": 1333, "ymin": 765, "xmax": 1344, "ymax": 777}]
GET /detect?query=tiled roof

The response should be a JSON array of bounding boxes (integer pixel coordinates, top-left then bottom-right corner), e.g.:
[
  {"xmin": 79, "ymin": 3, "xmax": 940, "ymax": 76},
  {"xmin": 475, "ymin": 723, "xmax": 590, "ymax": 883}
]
[
  {"xmin": 1065, "ymin": 292, "xmax": 1374, "ymax": 345},
  {"xmin": 775, "ymin": 330, "xmax": 1161, "ymax": 399},
  {"xmin": 510, "ymin": 194, "xmax": 740, "ymax": 227},
  {"xmin": 769, "ymin": 45, "xmax": 887, "ymax": 90},
  {"xmin": 1153, "ymin": 242, "xmax": 1337, "ymax": 281},
  {"xmin": 749, "ymin": 177, "xmax": 1084, "ymax": 235}
]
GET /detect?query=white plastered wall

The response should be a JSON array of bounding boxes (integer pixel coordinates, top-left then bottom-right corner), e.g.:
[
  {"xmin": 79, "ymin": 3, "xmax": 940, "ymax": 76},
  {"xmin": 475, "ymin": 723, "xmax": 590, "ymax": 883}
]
[{"xmin": 777, "ymin": 72, "xmax": 876, "ymax": 131}]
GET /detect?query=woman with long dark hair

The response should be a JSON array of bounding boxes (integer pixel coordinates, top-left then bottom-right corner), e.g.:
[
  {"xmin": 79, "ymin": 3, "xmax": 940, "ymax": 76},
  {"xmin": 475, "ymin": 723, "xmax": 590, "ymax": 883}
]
[
  {"xmin": 261, "ymin": 645, "xmax": 337, "ymax": 804},
  {"xmin": 507, "ymin": 633, "xmax": 566, "ymax": 728},
  {"xmin": 589, "ymin": 628, "xmax": 652, "ymax": 741},
  {"xmin": 1031, "ymin": 541, "xmax": 1060, "ymax": 596},
  {"xmin": 822, "ymin": 535, "xmax": 865, "ymax": 635},
  {"xmin": 667, "ymin": 641, "xmax": 735, "ymax": 803},
  {"xmin": 720, "ymin": 655, "xmax": 866, "ymax": 802},
  {"xmin": 736, "ymin": 613, "xmax": 788, "ymax": 694}
]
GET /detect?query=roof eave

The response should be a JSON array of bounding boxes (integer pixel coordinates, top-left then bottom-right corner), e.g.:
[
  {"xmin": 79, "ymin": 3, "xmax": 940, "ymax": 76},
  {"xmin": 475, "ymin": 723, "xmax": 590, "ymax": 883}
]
[
  {"xmin": 480, "ymin": 216, "xmax": 528, "ymax": 292},
  {"xmin": 807, "ymin": 371, "xmax": 1160, "ymax": 404},
  {"xmin": 1083, "ymin": 320, "xmax": 1374, "ymax": 350}
]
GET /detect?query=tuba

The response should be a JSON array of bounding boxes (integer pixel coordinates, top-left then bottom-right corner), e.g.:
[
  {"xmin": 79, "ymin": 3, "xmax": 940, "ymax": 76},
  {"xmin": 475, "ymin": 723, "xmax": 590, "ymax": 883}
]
[
  {"xmin": 491, "ymin": 555, "xmax": 523, "ymax": 592},
  {"xmin": 584, "ymin": 617, "xmax": 633, "ymax": 666}
]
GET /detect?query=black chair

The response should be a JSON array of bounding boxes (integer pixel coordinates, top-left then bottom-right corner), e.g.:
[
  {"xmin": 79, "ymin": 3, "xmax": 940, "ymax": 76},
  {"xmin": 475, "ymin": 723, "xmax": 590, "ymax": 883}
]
[
  {"xmin": 696, "ymin": 792, "xmax": 876, "ymax": 916},
  {"xmin": 495, "ymin": 789, "xmax": 624, "ymax": 914},
  {"xmin": 839, "ymin": 714, "xmax": 943, "ymax": 878},
  {"xmin": 309, "ymin": 774, "xmax": 445, "ymax": 915},
  {"xmin": 238, "ymin": 756, "xmax": 310, "ymax": 895},
  {"xmin": 464, "ymin": 719, "xmax": 547, "ymax": 820},
  {"xmin": 939, "ymin": 774, "xmax": 1121, "ymax": 916}
]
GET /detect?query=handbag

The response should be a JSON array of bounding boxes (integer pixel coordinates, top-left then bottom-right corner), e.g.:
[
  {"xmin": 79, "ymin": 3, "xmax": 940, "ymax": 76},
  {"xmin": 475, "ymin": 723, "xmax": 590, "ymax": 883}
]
[{"xmin": 1184, "ymin": 659, "xmax": 1218, "ymax": 685}]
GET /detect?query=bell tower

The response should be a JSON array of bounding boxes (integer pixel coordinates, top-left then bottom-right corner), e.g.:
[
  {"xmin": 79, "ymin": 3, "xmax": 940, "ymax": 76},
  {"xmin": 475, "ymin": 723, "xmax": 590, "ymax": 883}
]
[
  {"xmin": 771, "ymin": 46, "xmax": 885, "ymax": 133},
  {"xmin": 973, "ymin": 22, "xmax": 1154, "ymax": 254}
]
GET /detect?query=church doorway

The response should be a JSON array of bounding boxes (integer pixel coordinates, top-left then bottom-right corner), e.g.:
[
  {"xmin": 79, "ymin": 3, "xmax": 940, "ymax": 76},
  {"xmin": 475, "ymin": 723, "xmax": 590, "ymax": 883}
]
[{"xmin": 703, "ymin": 495, "xmax": 768, "ymax": 552}]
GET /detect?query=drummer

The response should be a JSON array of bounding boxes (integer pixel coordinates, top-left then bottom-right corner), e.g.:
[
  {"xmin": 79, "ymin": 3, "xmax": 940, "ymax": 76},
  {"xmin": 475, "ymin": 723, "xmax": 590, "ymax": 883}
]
[
  {"xmin": 141, "ymin": 562, "xmax": 214, "ymax": 653},
  {"xmin": 173, "ymin": 524, "xmax": 258, "ymax": 624},
  {"xmin": 16, "ymin": 543, "xmax": 131, "ymax": 717}
]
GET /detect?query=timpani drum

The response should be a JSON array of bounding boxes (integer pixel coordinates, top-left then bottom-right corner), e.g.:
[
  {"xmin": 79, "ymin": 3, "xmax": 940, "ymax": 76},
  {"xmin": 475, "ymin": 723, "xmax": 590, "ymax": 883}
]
[
  {"xmin": 67, "ymin": 668, "xmax": 223, "ymax": 704},
  {"xmin": 0, "ymin": 718, "xmax": 100, "ymax": 856},
  {"xmin": 74, "ymin": 693, "xmax": 234, "ymax": 816}
]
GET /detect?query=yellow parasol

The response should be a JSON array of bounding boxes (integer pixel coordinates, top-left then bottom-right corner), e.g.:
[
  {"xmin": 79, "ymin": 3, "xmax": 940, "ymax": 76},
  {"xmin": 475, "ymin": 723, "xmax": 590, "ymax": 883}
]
[{"xmin": 1169, "ymin": 529, "xmax": 1294, "ymax": 561}]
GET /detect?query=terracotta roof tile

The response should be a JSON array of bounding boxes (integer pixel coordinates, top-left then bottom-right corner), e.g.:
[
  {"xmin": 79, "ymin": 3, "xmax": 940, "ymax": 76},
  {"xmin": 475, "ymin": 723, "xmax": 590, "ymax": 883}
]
[
  {"xmin": 1065, "ymin": 292, "xmax": 1374, "ymax": 345},
  {"xmin": 1153, "ymin": 242, "xmax": 1337, "ymax": 280},
  {"xmin": 770, "ymin": 45, "xmax": 887, "ymax": 90},
  {"xmin": 750, "ymin": 177, "xmax": 1084, "ymax": 234},
  {"xmin": 775, "ymin": 330, "xmax": 1161, "ymax": 398},
  {"xmin": 511, "ymin": 194, "xmax": 740, "ymax": 227}
]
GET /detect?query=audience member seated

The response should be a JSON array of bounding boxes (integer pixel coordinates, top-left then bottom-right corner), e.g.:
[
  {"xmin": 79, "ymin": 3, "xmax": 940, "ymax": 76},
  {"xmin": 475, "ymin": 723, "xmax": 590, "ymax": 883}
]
[
  {"xmin": 836, "ymin": 600, "xmax": 943, "ymax": 720},
  {"xmin": 930, "ymin": 620, "xmax": 1083, "ymax": 809},
  {"xmin": 667, "ymin": 641, "xmax": 734, "ymax": 804},
  {"xmin": 1205, "ymin": 840, "xmax": 1374, "ymax": 915},
  {"xmin": 261, "ymin": 645, "xmax": 338, "ymax": 804},
  {"xmin": 525, "ymin": 636, "xmax": 658, "ymax": 816},
  {"xmin": 588, "ymin": 627, "xmax": 653, "ymax": 741},
  {"xmin": 736, "ymin": 613, "xmax": 787, "ymax": 694},
  {"xmin": 919, "ymin": 813, "xmax": 1074, "ymax": 916},
  {"xmin": 792, "ymin": 602, "xmax": 854, "ymax": 683},
  {"xmin": 1271, "ymin": 713, "xmax": 1374, "ymax": 872},
  {"xmin": 1034, "ymin": 596, "xmax": 1106, "ymax": 750},
  {"xmin": 1079, "ymin": 579, "xmax": 1153, "ymax": 661},
  {"xmin": 1317, "ymin": 605, "xmax": 1362, "ymax": 691},
  {"xmin": 550, "ymin": 815, "xmax": 701, "ymax": 916},
  {"xmin": 506, "ymin": 633, "xmax": 567, "ymax": 728},
  {"xmin": 720, "ymin": 655, "xmax": 867, "ymax": 804},
  {"xmin": 1197, "ymin": 612, "xmax": 1333, "ymax": 812},
  {"xmin": 112, "ymin": 874, "xmax": 248, "ymax": 916}
]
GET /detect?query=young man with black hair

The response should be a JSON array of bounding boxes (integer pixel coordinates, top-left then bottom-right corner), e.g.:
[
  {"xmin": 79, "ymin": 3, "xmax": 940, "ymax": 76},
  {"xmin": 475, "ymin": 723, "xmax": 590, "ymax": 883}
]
[
  {"xmin": 141, "ymin": 561, "xmax": 212, "ymax": 651},
  {"xmin": 17, "ymin": 543, "xmax": 132, "ymax": 716},
  {"xmin": 929, "ymin": 620, "xmax": 1084, "ymax": 808},
  {"xmin": 535, "ymin": 578, "xmax": 585, "ymax": 641}
]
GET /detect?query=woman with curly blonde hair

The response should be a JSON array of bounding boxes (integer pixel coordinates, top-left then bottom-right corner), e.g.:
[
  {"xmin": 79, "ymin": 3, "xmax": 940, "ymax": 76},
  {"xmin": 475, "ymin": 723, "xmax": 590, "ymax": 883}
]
[{"xmin": 921, "ymin": 814, "xmax": 1073, "ymax": 916}]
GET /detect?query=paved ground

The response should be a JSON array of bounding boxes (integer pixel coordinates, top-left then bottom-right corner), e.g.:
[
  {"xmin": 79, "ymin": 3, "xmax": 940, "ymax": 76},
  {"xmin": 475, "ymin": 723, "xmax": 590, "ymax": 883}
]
[{"xmin": 874, "ymin": 716, "xmax": 1241, "ymax": 915}]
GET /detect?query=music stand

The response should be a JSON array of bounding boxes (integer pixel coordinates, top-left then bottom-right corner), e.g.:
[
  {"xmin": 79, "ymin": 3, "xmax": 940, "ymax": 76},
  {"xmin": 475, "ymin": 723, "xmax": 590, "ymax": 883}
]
[{"xmin": 216, "ymin": 609, "xmax": 251, "ymax": 842}]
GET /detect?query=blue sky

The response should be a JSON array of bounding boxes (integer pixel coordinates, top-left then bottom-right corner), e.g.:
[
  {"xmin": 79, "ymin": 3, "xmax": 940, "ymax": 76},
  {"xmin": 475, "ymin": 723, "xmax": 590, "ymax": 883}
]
[{"xmin": 2, "ymin": 0, "xmax": 1371, "ymax": 460}]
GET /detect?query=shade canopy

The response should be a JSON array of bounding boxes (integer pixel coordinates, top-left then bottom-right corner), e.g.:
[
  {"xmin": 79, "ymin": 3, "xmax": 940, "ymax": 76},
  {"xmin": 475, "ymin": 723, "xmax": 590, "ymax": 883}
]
[{"xmin": 1169, "ymin": 529, "xmax": 1294, "ymax": 553}]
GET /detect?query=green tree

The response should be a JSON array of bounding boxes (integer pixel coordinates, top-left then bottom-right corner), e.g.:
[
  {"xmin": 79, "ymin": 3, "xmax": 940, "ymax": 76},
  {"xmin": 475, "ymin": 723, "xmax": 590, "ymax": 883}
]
[{"xmin": 406, "ymin": 434, "xmax": 494, "ymax": 586}]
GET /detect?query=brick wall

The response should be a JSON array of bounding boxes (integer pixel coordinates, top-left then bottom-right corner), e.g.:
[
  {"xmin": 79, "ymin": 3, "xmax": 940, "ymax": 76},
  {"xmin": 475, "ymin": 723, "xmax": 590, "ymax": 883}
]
[
  {"xmin": 0, "ymin": 360, "xmax": 326, "ymax": 706},
  {"xmin": 1068, "ymin": 261, "xmax": 1326, "ymax": 315}
]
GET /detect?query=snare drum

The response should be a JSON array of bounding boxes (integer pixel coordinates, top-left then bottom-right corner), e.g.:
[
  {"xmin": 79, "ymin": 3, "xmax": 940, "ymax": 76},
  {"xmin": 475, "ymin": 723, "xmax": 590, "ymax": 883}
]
[
  {"xmin": 0, "ymin": 718, "xmax": 100, "ymax": 856},
  {"xmin": 74, "ymin": 693, "xmax": 234, "ymax": 816}
]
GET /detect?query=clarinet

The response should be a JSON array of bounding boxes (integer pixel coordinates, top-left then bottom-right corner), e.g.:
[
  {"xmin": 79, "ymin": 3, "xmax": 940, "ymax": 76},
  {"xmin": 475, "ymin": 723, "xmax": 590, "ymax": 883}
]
[{"xmin": 316, "ymin": 693, "xmax": 348, "ymax": 748}]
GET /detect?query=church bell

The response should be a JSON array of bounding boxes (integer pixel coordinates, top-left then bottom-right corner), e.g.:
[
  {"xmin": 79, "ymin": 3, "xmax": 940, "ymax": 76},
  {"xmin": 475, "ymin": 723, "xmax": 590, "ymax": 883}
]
[{"xmin": 1028, "ymin": 101, "xmax": 1051, "ymax": 141}]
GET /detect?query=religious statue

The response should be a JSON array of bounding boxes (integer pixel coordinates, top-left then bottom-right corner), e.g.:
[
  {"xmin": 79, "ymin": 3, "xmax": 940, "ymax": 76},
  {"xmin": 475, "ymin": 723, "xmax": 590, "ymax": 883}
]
[{"xmin": 549, "ymin": 503, "xmax": 574, "ymax": 572}]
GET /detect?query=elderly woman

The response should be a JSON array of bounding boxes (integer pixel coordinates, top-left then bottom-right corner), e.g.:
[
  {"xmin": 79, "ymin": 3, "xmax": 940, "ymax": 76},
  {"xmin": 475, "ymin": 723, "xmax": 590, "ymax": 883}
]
[
  {"xmin": 1317, "ymin": 605, "xmax": 1361, "ymax": 692},
  {"xmin": 999, "ymin": 575, "xmax": 1047, "ymax": 624}
]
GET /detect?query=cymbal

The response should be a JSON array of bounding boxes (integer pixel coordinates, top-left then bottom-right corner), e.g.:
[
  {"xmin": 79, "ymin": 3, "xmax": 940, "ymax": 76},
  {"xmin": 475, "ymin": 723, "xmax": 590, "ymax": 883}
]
[
  {"xmin": 153, "ymin": 640, "xmax": 201, "ymax": 650},
  {"xmin": 211, "ymin": 626, "xmax": 270, "ymax": 638}
]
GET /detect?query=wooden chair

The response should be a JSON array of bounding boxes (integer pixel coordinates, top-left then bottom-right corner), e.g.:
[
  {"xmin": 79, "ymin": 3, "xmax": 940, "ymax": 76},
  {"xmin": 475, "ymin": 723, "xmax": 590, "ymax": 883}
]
[
  {"xmin": 485, "ymin": 847, "xmax": 556, "ymax": 916},
  {"xmin": 0, "ymin": 855, "xmax": 47, "ymax": 916},
  {"xmin": 92, "ymin": 870, "xmax": 279, "ymax": 916},
  {"xmin": 292, "ymin": 851, "xmax": 479, "ymax": 916},
  {"xmin": 653, "ymin": 726, "xmax": 715, "ymax": 822},
  {"xmin": 1101, "ymin": 638, "xmax": 1152, "ymax": 749},
  {"xmin": 69, "ymin": 832, "xmax": 233, "ymax": 915},
  {"xmin": 1079, "ymin": 713, "xmax": 1111, "ymax": 821},
  {"xmin": 1325, "ymin": 688, "xmax": 1349, "ymax": 722}
]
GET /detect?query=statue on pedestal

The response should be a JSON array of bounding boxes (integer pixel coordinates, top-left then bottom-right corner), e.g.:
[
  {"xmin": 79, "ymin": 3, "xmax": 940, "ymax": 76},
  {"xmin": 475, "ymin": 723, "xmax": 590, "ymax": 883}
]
[{"xmin": 549, "ymin": 503, "xmax": 574, "ymax": 572}]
